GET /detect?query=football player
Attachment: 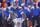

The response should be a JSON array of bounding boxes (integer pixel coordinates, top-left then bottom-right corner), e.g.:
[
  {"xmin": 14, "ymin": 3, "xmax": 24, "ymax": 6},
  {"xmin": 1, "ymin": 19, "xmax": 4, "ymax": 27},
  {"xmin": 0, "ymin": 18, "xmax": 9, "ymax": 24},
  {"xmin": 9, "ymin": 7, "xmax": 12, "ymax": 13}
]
[{"xmin": 9, "ymin": 1, "xmax": 26, "ymax": 27}]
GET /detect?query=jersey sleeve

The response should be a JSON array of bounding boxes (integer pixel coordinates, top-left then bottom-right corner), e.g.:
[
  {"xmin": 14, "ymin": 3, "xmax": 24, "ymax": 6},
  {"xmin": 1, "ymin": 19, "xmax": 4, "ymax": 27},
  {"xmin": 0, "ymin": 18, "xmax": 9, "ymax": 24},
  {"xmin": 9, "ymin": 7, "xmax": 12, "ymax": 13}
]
[
  {"xmin": 30, "ymin": 7, "xmax": 34, "ymax": 13},
  {"xmin": 19, "ymin": 7, "xmax": 24, "ymax": 14},
  {"xmin": 30, "ymin": 8, "xmax": 32, "ymax": 13}
]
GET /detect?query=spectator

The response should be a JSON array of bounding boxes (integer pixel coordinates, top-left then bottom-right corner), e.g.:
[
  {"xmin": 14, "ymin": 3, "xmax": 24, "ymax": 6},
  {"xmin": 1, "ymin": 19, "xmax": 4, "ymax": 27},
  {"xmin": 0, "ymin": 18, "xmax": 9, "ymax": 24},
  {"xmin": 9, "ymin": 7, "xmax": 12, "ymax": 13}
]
[
  {"xmin": 0, "ymin": 3, "xmax": 3, "ymax": 27},
  {"xmin": 30, "ymin": 3, "xmax": 40, "ymax": 27},
  {"xmin": 2, "ymin": 3, "xmax": 10, "ymax": 27}
]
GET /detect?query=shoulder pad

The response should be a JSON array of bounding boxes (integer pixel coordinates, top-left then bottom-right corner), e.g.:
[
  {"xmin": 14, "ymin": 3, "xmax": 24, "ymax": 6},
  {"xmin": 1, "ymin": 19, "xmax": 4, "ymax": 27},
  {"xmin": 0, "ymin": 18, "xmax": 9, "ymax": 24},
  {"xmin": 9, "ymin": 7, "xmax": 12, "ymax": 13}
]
[
  {"xmin": 24, "ymin": 7, "xmax": 27, "ymax": 9},
  {"xmin": 18, "ymin": 6, "xmax": 22, "ymax": 9},
  {"xmin": 37, "ymin": 7, "xmax": 39, "ymax": 8},
  {"xmin": 31, "ymin": 6, "xmax": 34, "ymax": 9}
]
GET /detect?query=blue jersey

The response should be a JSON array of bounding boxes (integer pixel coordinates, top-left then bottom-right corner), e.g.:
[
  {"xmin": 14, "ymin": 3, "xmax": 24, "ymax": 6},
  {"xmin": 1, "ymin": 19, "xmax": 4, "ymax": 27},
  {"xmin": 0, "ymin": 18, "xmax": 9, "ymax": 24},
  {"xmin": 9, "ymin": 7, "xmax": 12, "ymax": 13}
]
[
  {"xmin": 23, "ymin": 7, "xmax": 29, "ymax": 15},
  {"xmin": 30, "ymin": 6, "xmax": 40, "ymax": 16},
  {"xmin": 10, "ymin": 7, "xmax": 24, "ymax": 18},
  {"xmin": 0, "ymin": 8, "xmax": 2, "ymax": 15},
  {"xmin": 3, "ymin": 8, "xmax": 9, "ymax": 16},
  {"xmin": 23, "ymin": 7, "xmax": 29, "ymax": 18}
]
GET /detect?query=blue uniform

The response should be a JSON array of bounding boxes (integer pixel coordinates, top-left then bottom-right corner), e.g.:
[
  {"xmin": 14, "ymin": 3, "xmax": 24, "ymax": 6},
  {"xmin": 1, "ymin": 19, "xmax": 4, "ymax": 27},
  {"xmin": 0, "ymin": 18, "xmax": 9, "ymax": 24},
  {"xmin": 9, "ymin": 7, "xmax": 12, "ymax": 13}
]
[
  {"xmin": 23, "ymin": 7, "xmax": 32, "ymax": 18},
  {"xmin": 30, "ymin": 6, "xmax": 40, "ymax": 27},
  {"xmin": 9, "ymin": 7, "xmax": 24, "ymax": 18},
  {"xmin": 0, "ymin": 8, "xmax": 2, "ymax": 15},
  {"xmin": 22, "ymin": 7, "xmax": 29, "ymax": 27},
  {"xmin": 3, "ymin": 8, "xmax": 9, "ymax": 16},
  {"xmin": 30, "ymin": 6, "xmax": 40, "ymax": 16},
  {"xmin": 23, "ymin": 7, "xmax": 29, "ymax": 17}
]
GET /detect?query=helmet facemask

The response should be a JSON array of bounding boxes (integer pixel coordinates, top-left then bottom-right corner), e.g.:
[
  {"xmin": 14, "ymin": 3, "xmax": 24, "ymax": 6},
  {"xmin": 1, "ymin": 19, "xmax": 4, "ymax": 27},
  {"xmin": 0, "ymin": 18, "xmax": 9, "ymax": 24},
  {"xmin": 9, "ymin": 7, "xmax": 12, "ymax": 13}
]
[{"xmin": 13, "ymin": 1, "xmax": 18, "ymax": 9}]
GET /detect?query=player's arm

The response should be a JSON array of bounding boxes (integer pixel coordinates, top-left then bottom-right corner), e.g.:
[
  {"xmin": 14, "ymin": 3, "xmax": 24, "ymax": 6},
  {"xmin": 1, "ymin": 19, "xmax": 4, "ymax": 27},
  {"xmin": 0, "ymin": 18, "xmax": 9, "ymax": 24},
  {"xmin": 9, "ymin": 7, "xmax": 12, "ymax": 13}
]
[
  {"xmin": 9, "ymin": 11, "xmax": 13, "ymax": 15},
  {"xmin": 22, "ymin": 13, "xmax": 26, "ymax": 19},
  {"xmin": 9, "ymin": 10, "xmax": 13, "ymax": 18},
  {"xmin": 20, "ymin": 7, "xmax": 26, "ymax": 19},
  {"xmin": 20, "ymin": 9, "xmax": 26, "ymax": 19},
  {"xmin": 2, "ymin": 11, "xmax": 4, "ymax": 18}
]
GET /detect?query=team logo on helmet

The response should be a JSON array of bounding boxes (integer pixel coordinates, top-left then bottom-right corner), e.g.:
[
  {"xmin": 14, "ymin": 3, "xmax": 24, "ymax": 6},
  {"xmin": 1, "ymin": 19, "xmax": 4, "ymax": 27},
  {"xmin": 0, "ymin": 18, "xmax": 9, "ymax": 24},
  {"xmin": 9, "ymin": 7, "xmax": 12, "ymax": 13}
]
[{"xmin": 13, "ymin": 1, "xmax": 18, "ymax": 4}]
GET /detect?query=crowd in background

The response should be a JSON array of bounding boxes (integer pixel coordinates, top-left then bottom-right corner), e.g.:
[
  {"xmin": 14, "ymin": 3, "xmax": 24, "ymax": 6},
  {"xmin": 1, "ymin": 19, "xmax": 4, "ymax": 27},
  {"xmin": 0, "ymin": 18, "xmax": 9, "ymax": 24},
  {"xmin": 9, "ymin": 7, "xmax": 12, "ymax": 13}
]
[{"xmin": 0, "ymin": 0, "xmax": 37, "ymax": 8}]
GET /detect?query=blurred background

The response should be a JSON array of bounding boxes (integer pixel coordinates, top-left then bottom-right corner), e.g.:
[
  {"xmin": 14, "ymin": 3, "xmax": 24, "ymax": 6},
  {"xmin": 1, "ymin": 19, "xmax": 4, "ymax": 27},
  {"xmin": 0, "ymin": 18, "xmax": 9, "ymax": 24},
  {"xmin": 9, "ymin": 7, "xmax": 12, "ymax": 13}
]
[
  {"xmin": 1, "ymin": 0, "xmax": 38, "ymax": 8},
  {"xmin": 0, "ymin": 0, "xmax": 40, "ymax": 27}
]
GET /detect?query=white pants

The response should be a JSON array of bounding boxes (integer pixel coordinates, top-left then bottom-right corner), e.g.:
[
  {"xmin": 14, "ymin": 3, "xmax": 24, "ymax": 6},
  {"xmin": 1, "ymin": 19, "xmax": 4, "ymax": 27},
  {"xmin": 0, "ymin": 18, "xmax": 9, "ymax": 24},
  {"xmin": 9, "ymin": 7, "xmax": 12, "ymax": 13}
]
[{"xmin": 13, "ymin": 18, "xmax": 25, "ymax": 27}]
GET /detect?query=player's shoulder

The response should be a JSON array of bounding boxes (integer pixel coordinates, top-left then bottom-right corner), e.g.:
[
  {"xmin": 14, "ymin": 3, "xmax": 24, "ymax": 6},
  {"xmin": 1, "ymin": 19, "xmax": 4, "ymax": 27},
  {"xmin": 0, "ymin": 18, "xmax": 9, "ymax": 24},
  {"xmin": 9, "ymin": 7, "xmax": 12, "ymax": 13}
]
[
  {"xmin": 37, "ymin": 6, "xmax": 39, "ymax": 8},
  {"xmin": 24, "ymin": 7, "xmax": 27, "ymax": 9},
  {"xmin": 18, "ymin": 6, "xmax": 23, "ymax": 12},
  {"xmin": 23, "ymin": 7, "xmax": 28, "ymax": 10},
  {"xmin": 31, "ymin": 6, "xmax": 34, "ymax": 9},
  {"xmin": 27, "ymin": 8, "xmax": 30, "ymax": 11},
  {"xmin": 18, "ymin": 6, "xmax": 22, "ymax": 9}
]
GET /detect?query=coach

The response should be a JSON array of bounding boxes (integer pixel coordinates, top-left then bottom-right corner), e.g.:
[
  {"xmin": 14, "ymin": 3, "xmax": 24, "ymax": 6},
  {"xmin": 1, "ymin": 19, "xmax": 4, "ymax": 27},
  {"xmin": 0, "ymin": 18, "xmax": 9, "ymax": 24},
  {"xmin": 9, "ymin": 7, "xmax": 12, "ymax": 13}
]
[{"xmin": 30, "ymin": 3, "xmax": 40, "ymax": 27}]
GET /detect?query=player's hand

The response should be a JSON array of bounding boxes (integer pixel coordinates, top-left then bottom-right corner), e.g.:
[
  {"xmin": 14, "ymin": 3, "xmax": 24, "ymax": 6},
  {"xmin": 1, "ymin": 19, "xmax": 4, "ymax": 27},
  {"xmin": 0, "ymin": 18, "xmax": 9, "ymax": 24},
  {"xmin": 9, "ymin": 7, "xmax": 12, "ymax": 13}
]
[
  {"xmin": 0, "ymin": 11, "xmax": 1, "ymax": 13},
  {"xmin": 9, "ymin": 11, "xmax": 13, "ymax": 15}
]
